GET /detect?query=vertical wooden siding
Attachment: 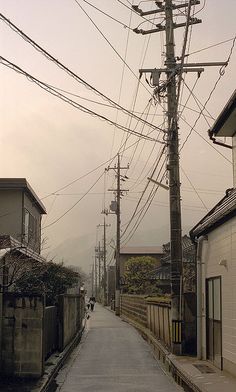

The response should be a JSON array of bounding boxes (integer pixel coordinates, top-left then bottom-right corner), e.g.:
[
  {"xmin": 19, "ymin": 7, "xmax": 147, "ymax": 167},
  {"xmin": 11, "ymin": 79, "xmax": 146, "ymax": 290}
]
[{"xmin": 120, "ymin": 295, "xmax": 171, "ymax": 348}]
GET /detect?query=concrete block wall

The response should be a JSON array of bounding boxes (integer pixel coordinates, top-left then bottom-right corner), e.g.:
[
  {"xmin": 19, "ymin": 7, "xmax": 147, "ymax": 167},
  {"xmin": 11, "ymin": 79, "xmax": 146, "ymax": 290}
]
[
  {"xmin": 58, "ymin": 294, "xmax": 84, "ymax": 351},
  {"xmin": 1, "ymin": 294, "xmax": 44, "ymax": 378}
]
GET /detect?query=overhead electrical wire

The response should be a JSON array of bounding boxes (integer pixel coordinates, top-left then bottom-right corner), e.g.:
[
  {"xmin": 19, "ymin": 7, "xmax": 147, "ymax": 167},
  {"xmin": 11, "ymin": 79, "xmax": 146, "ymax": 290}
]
[
  {"xmin": 125, "ymin": 195, "xmax": 207, "ymax": 211},
  {"xmin": 121, "ymin": 169, "xmax": 166, "ymax": 246},
  {"xmin": 180, "ymin": 166, "xmax": 209, "ymax": 211},
  {"xmin": 73, "ymin": 1, "xmax": 153, "ymax": 97},
  {"xmin": 34, "ymin": 81, "xmax": 215, "ymax": 120},
  {"xmin": 176, "ymin": 0, "xmax": 193, "ymax": 112},
  {"xmin": 185, "ymin": 37, "xmax": 236, "ymax": 58},
  {"xmin": 121, "ymin": 146, "xmax": 166, "ymax": 239},
  {"xmin": 180, "ymin": 114, "xmax": 232, "ymax": 164},
  {"xmin": 0, "ymin": 56, "xmax": 158, "ymax": 142},
  {"xmin": 116, "ymin": 0, "xmax": 159, "ymax": 26},
  {"xmin": 181, "ymin": 79, "xmax": 214, "ymax": 126},
  {"xmin": 177, "ymin": 1, "xmax": 195, "ymax": 115},
  {"xmin": 43, "ymin": 172, "xmax": 105, "ymax": 229},
  {"xmin": 181, "ymin": 34, "xmax": 236, "ymax": 150},
  {"xmin": 110, "ymin": 4, "xmax": 133, "ymax": 158},
  {"xmin": 77, "ymin": 0, "xmax": 133, "ymax": 29},
  {"xmin": 119, "ymin": 12, "xmax": 158, "ymax": 166},
  {"xmin": 0, "ymin": 12, "xmax": 160, "ymax": 132},
  {"xmin": 42, "ymin": 120, "xmax": 163, "ymax": 203},
  {"xmin": 129, "ymin": 121, "xmax": 166, "ymax": 191}
]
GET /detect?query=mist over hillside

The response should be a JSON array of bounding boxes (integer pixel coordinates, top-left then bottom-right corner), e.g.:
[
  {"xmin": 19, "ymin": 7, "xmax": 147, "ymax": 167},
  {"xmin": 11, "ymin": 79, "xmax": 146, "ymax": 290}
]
[{"xmin": 48, "ymin": 225, "xmax": 192, "ymax": 273}]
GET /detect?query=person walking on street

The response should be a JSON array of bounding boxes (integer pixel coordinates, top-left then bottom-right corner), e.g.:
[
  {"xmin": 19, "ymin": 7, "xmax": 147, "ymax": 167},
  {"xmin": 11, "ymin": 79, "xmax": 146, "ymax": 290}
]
[{"xmin": 89, "ymin": 296, "xmax": 96, "ymax": 311}]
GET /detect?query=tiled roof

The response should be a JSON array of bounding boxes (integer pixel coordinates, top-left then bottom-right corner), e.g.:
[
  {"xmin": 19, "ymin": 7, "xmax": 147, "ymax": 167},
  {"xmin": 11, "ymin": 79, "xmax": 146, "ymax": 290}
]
[
  {"xmin": 190, "ymin": 188, "xmax": 236, "ymax": 239},
  {"xmin": 0, "ymin": 235, "xmax": 46, "ymax": 263},
  {"xmin": 120, "ymin": 246, "xmax": 163, "ymax": 255}
]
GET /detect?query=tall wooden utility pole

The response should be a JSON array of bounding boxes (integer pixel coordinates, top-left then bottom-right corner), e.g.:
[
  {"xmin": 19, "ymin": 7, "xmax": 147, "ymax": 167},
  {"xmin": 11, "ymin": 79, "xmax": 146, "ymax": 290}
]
[
  {"xmin": 133, "ymin": 0, "xmax": 226, "ymax": 354},
  {"xmin": 103, "ymin": 217, "xmax": 107, "ymax": 306},
  {"xmin": 91, "ymin": 263, "xmax": 94, "ymax": 296},
  {"xmin": 98, "ymin": 241, "xmax": 101, "ymax": 299},
  {"xmin": 165, "ymin": 0, "xmax": 183, "ymax": 355},
  {"xmin": 107, "ymin": 154, "xmax": 129, "ymax": 316},
  {"xmin": 116, "ymin": 154, "xmax": 121, "ymax": 316},
  {"xmin": 97, "ymin": 218, "xmax": 111, "ymax": 306},
  {"xmin": 94, "ymin": 252, "xmax": 98, "ymax": 299},
  {"xmin": 134, "ymin": 0, "xmax": 201, "ymax": 355}
]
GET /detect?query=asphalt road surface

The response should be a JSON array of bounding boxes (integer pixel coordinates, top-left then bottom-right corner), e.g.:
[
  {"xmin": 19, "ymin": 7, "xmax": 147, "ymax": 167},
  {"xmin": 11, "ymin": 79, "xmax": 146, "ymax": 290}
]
[{"xmin": 54, "ymin": 304, "xmax": 182, "ymax": 392}]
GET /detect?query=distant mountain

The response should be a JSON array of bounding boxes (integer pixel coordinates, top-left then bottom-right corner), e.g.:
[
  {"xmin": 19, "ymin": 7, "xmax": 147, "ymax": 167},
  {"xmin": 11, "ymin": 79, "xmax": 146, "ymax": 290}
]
[
  {"xmin": 48, "ymin": 233, "xmax": 95, "ymax": 273},
  {"xmin": 48, "ymin": 225, "xmax": 192, "ymax": 273}
]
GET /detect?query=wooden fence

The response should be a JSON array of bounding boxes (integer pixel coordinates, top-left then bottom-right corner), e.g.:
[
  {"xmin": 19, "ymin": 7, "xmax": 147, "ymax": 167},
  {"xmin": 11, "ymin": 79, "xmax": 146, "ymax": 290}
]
[
  {"xmin": 147, "ymin": 298, "xmax": 171, "ymax": 348},
  {"xmin": 120, "ymin": 294, "xmax": 171, "ymax": 349},
  {"xmin": 120, "ymin": 295, "xmax": 147, "ymax": 327}
]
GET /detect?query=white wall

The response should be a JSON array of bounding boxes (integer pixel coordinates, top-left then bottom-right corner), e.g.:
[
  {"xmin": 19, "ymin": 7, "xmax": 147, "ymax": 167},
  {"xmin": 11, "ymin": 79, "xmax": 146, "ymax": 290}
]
[
  {"xmin": 233, "ymin": 135, "xmax": 236, "ymax": 187},
  {"xmin": 201, "ymin": 217, "xmax": 236, "ymax": 371}
]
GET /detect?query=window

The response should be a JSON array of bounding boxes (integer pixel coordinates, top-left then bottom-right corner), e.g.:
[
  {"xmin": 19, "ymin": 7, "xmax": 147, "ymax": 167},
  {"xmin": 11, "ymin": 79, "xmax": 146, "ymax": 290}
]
[
  {"xmin": 23, "ymin": 209, "xmax": 30, "ymax": 243},
  {"xmin": 23, "ymin": 209, "xmax": 37, "ymax": 244}
]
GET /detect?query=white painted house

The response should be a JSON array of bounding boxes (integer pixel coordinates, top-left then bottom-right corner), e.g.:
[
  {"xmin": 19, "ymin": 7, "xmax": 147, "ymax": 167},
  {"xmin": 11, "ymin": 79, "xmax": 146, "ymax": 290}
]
[{"xmin": 190, "ymin": 89, "xmax": 236, "ymax": 376}]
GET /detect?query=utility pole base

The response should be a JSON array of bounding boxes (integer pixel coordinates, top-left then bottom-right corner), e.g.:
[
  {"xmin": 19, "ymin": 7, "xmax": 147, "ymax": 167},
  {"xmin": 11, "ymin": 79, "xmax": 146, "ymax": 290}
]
[{"xmin": 115, "ymin": 289, "xmax": 120, "ymax": 316}]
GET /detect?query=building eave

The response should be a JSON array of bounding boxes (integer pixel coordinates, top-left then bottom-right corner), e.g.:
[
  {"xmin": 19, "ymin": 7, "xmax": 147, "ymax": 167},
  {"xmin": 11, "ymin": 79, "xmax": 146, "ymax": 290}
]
[
  {"xmin": 209, "ymin": 89, "xmax": 236, "ymax": 137},
  {"xmin": 190, "ymin": 188, "xmax": 236, "ymax": 240},
  {"xmin": 0, "ymin": 178, "xmax": 46, "ymax": 214}
]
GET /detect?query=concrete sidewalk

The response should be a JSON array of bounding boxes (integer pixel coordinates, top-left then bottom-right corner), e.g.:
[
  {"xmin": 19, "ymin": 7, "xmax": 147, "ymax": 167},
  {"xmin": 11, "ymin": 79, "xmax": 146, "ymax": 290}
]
[{"xmin": 54, "ymin": 304, "xmax": 181, "ymax": 392}]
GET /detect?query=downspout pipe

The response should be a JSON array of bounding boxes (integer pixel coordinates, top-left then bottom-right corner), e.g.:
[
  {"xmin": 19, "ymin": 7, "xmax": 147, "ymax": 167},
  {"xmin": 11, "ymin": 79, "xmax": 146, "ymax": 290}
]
[{"xmin": 196, "ymin": 235, "xmax": 208, "ymax": 360}]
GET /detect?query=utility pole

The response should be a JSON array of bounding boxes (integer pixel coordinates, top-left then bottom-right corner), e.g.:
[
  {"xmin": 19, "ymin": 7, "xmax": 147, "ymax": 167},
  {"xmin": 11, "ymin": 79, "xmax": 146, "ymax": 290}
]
[
  {"xmin": 165, "ymin": 0, "xmax": 183, "ymax": 355},
  {"xmin": 107, "ymin": 154, "xmax": 129, "ymax": 316},
  {"xmin": 103, "ymin": 218, "xmax": 107, "ymax": 306},
  {"xmin": 98, "ymin": 241, "xmax": 101, "ymax": 300},
  {"xmin": 134, "ymin": 0, "xmax": 201, "ymax": 354},
  {"xmin": 94, "ymin": 253, "xmax": 98, "ymax": 299},
  {"xmin": 98, "ymin": 218, "xmax": 111, "ymax": 306},
  {"xmin": 133, "ymin": 0, "xmax": 226, "ymax": 354},
  {"xmin": 91, "ymin": 263, "xmax": 94, "ymax": 296},
  {"xmin": 116, "ymin": 154, "xmax": 121, "ymax": 316}
]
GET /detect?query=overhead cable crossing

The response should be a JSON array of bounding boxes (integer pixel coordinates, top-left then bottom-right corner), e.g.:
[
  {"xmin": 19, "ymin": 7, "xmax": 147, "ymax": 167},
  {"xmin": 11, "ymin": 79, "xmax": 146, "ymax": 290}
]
[
  {"xmin": 0, "ymin": 12, "xmax": 163, "ymax": 133},
  {"xmin": 0, "ymin": 56, "xmax": 158, "ymax": 142}
]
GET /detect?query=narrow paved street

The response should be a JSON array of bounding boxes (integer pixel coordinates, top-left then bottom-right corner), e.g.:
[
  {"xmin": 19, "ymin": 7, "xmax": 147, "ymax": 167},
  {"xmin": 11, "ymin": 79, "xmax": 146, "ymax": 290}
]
[{"xmin": 54, "ymin": 304, "xmax": 181, "ymax": 392}]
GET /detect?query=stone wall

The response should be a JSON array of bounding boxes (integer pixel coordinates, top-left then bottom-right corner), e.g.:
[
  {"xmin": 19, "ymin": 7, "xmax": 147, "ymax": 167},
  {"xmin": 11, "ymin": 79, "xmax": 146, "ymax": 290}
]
[{"xmin": 1, "ymin": 293, "xmax": 44, "ymax": 378}]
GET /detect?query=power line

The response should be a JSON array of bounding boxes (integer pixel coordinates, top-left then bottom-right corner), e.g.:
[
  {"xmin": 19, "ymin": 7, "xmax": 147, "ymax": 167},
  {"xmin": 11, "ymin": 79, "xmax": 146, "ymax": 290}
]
[
  {"xmin": 110, "ymin": 4, "xmax": 133, "ymax": 158},
  {"xmin": 121, "ymin": 170, "xmax": 166, "ymax": 246},
  {"xmin": 180, "ymin": 114, "xmax": 232, "ymax": 164},
  {"xmin": 185, "ymin": 37, "xmax": 236, "ymax": 58},
  {"xmin": 43, "ymin": 172, "xmax": 105, "ymax": 229},
  {"xmin": 180, "ymin": 166, "xmax": 209, "ymax": 211},
  {"xmin": 181, "ymin": 35, "xmax": 236, "ymax": 151},
  {"xmin": 125, "ymin": 195, "xmax": 207, "ymax": 211},
  {"xmin": 0, "ymin": 56, "xmax": 158, "ymax": 142},
  {"xmin": 73, "ymin": 1, "xmax": 153, "ymax": 97},
  {"xmin": 121, "ymin": 148, "xmax": 166, "ymax": 239},
  {"xmin": 0, "ymin": 12, "xmax": 160, "ymax": 132},
  {"xmin": 116, "ymin": 0, "xmax": 159, "ymax": 26},
  {"xmin": 77, "ymin": 0, "xmax": 133, "ymax": 29}
]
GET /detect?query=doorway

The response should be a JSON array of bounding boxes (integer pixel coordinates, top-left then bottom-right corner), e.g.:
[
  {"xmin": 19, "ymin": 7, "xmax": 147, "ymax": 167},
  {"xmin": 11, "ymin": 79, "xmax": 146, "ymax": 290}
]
[{"xmin": 206, "ymin": 277, "xmax": 222, "ymax": 369}]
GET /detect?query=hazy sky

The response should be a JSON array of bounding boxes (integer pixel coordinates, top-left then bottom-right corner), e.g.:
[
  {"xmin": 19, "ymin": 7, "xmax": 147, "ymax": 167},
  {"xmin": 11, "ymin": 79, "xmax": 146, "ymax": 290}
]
[{"xmin": 0, "ymin": 1, "xmax": 235, "ymax": 268}]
